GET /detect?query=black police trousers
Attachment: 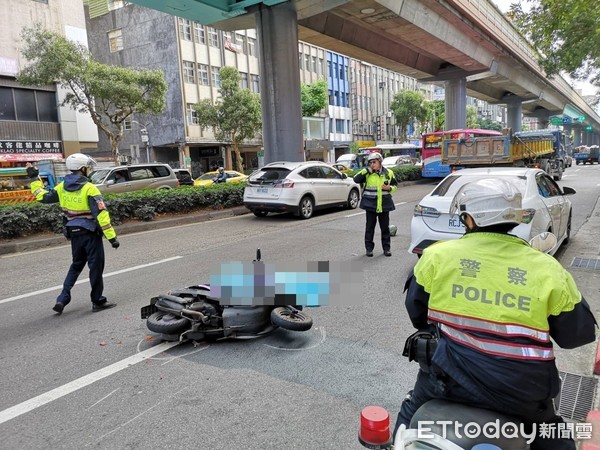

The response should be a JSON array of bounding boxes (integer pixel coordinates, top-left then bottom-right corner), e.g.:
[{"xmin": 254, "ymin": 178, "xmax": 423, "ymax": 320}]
[
  {"xmin": 364, "ymin": 210, "xmax": 390, "ymax": 252},
  {"xmin": 56, "ymin": 229, "xmax": 106, "ymax": 306},
  {"xmin": 394, "ymin": 369, "xmax": 575, "ymax": 450}
]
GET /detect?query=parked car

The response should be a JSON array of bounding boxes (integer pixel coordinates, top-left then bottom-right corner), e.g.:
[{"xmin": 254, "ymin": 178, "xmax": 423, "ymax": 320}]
[
  {"xmin": 173, "ymin": 168, "xmax": 194, "ymax": 186},
  {"xmin": 409, "ymin": 167, "xmax": 575, "ymax": 256},
  {"xmin": 89, "ymin": 163, "xmax": 179, "ymax": 194},
  {"xmin": 243, "ymin": 161, "xmax": 361, "ymax": 219},
  {"xmin": 330, "ymin": 163, "xmax": 351, "ymax": 173},
  {"xmin": 382, "ymin": 155, "xmax": 412, "ymax": 168},
  {"xmin": 194, "ymin": 170, "xmax": 248, "ymax": 187}
]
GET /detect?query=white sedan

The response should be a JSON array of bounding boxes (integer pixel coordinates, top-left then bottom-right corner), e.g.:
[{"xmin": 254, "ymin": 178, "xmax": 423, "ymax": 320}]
[
  {"xmin": 409, "ymin": 167, "xmax": 575, "ymax": 255},
  {"xmin": 244, "ymin": 161, "xmax": 361, "ymax": 219}
]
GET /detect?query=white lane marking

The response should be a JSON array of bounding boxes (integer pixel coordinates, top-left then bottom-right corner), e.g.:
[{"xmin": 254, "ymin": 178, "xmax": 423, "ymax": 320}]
[
  {"xmin": 87, "ymin": 388, "xmax": 120, "ymax": 410},
  {"xmin": 395, "ymin": 201, "xmax": 407, "ymax": 206},
  {"xmin": 0, "ymin": 341, "xmax": 180, "ymax": 425},
  {"xmin": 1, "ymin": 243, "xmax": 70, "ymax": 258},
  {"xmin": 0, "ymin": 256, "xmax": 182, "ymax": 305},
  {"xmin": 345, "ymin": 211, "xmax": 365, "ymax": 217}
]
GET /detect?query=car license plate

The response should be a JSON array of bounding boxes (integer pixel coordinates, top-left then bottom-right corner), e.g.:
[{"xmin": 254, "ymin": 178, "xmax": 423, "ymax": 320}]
[
  {"xmin": 448, "ymin": 217, "xmax": 464, "ymax": 229},
  {"xmin": 257, "ymin": 187, "xmax": 269, "ymax": 194}
]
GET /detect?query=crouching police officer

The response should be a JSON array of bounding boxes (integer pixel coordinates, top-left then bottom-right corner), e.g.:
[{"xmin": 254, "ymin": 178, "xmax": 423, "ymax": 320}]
[
  {"xmin": 396, "ymin": 178, "xmax": 596, "ymax": 450},
  {"xmin": 27, "ymin": 153, "xmax": 120, "ymax": 314}
]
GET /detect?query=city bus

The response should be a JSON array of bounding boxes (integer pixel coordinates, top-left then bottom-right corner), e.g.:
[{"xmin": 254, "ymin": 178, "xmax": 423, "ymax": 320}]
[{"xmin": 420, "ymin": 129, "xmax": 503, "ymax": 178}]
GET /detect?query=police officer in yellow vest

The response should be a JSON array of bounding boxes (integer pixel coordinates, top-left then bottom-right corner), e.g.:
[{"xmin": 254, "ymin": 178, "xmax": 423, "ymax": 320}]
[
  {"xmin": 395, "ymin": 178, "xmax": 596, "ymax": 449},
  {"xmin": 26, "ymin": 153, "xmax": 120, "ymax": 314},
  {"xmin": 353, "ymin": 152, "xmax": 397, "ymax": 257}
]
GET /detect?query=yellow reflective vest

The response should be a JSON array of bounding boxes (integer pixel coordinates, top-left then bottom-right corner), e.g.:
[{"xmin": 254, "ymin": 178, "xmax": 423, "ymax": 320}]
[
  {"xmin": 414, "ymin": 232, "xmax": 582, "ymax": 361},
  {"xmin": 31, "ymin": 178, "xmax": 117, "ymax": 241}
]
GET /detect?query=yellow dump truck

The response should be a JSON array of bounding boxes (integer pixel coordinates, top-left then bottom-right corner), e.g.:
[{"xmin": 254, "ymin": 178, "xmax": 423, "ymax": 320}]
[{"xmin": 442, "ymin": 129, "xmax": 566, "ymax": 180}]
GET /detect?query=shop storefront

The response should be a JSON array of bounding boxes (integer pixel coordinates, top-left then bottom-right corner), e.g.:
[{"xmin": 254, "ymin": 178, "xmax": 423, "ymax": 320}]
[{"xmin": 0, "ymin": 140, "xmax": 64, "ymax": 167}]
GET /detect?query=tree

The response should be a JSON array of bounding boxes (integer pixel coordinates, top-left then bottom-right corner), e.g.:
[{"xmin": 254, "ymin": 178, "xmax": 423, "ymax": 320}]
[
  {"xmin": 426, "ymin": 100, "xmax": 445, "ymax": 132},
  {"xmin": 508, "ymin": 1, "xmax": 600, "ymax": 88},
  {"xmin": 17, "ymin": 27, "xmax": 167, "ymax": 160},
  {"xmin": 390, "ymin": 91, "xmax": 428, "ymax": 142},
  {"xmin": 477, "ymin": 118, "xmax": 503, "ymax": 132},
  {"xmin": 466, "ymin": 105, "xmax": 479, "ymax": 128},
  {"xmin": 194, "ymin": 67, "xmax": 262, "ymax": 171},
  {"xmin": 301, "ymin": 79, "xmax": 328, "ymax": 117}
]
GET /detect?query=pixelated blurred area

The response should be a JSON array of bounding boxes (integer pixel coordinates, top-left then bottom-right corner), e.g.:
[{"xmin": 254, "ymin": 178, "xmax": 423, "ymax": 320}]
[{"xmin": 210, "ymin": 261, "xmax": 363, "ymax": 306}]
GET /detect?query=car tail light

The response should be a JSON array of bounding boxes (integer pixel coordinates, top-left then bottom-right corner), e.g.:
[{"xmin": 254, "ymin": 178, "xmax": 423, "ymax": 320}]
[
  {"xmin": 414, "ymin": 204, "xmax": 441, "ymax": 218},
  {"xmin": 274, "ymin": 179, "xmax": 294, "ymax": 188},
  {"xmin": 521, "ymin": 208, "xmax": 536, "ymax": 224}
]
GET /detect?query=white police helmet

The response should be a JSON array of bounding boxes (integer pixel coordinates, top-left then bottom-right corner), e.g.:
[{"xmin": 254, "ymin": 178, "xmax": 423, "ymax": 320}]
[
  {"xmin": 66, "ymin": 153, "xmax": 97, "ymax": 172},
  {"xmin": 367, "ymin": 152, "xmax": 383, "ymax": 163},
  {"xmin": 449, "ymin": 178, "xmax": 524, "ymax": 228}
]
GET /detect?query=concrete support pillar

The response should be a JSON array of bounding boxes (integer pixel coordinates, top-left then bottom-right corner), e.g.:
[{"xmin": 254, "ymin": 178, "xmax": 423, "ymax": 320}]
[
  {"xmin": 444, "ymin": 79, "xmax": 466, "ymax": 130},
  {"xmin": 506, "ymin": 102, "xmax": 523, "ymax": 132},
  {"xmin": 256, "ymin": 2, "xmax": 303, "ymax": 163},
  {"xmin": 573, "ymin": 128, "xmax": 582, "ymax": 146}
]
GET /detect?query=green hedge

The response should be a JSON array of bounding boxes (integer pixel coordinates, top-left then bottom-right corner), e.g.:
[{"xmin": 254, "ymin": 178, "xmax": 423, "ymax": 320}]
[
  {"xmin": 0, "ymin": 166, "xmax": 421, "ymax": 240},
  {"xmin": 0, "ymin": 183, "xmax": 245, "ymax": 240},
  {"xmin": 347, "ymin": 164, "xmax": 422, "ymax": 182}
]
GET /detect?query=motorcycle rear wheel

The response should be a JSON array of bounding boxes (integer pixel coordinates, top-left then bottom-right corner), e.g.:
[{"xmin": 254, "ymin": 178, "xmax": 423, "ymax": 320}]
[
  {"xmin": 146, "ymin": 312, "xmax": 189, "ymax": 335},
  {"xmin": 271, "ymin": 307, "xmax": 313, "ymax": 331}
]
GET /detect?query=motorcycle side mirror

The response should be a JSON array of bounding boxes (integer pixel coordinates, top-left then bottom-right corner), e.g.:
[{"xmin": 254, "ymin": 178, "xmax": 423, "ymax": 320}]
[
  {"xmin": 254, "ymin": 248, "xmax": 261, "ymax": 262},
  {"xmin": 529, "ymin": 232, "xmax": 557, "ymax": 253}
]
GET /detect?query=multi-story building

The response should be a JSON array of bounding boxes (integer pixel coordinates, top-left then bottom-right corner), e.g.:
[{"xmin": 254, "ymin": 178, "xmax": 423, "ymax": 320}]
[
  {"xmin": 85, "ymin": 1, "xmax": 438, "ymax": 171},
  {"xmin": 298, "ymin": 42, "xmax": 329, "ymax": 162},
  {"xmin": 85, "ymin": 1, "xmax": 262, "ymax": 176},
  {"xmin": 0, "ymin": 0, "xmax": 99, "ymax": 168}
]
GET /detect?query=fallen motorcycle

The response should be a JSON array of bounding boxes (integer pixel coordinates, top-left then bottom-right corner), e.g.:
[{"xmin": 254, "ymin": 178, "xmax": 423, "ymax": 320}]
[{"xmin": 140, "ymin": 250, "xmax": 313, "ymax": 341}]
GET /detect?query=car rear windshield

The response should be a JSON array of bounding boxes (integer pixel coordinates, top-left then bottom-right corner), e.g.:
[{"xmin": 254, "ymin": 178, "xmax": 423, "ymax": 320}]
[
  {"xmin": 431, "ymin": 174, "xmax": 527, "ymax": 197},
  {"xmin": 248, "ymin": 168, "xmax": 291, "ymax": 185}
]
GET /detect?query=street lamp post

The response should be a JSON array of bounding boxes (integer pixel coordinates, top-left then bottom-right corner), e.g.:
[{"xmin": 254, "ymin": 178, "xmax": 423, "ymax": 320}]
[{"xmin": 131, "ymin": 120, "xmax": 151, "ymax": 163}]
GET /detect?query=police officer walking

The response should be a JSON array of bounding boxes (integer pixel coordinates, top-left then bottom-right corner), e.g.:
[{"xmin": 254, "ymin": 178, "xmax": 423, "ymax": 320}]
[
  {"xmin": 27, "ymin": 153, "xmax": 120, "ymax": 314},
  {"xmin": 353, "ymin": 152, "xmax": 397, "ymax": 257},
  {"xmin": 396, "ymin": 178, "xmax": 596, "ymax": 449}
]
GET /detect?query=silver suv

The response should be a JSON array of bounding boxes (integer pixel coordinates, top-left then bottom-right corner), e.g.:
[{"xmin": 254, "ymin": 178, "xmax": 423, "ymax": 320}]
[
  {"xmin": 89, "ymin": 163, "xmax": 178, "ymax": 194},
  {"xmin": 244, "ymin": 161, "xmax": 360, "ymax": 219}
]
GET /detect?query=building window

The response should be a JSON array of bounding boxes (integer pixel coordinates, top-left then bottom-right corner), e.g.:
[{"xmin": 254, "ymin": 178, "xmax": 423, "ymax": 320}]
[
  {"xmin": 186, "ymin": 104, "xmax": 199, "ymax": 124},
  {"xmin": 235, "ymin": 33, "xmax": 246, "ymax": 54},
  {"xmin": 32, "ymin": 0, "xmax": 48, "ymax": 3},
  {"xmin": 198, "ymin": 64, "xmax": 209, "ymax": 85},
  {"xmin": 109, "ymin": 0, "xmax": 125, "ymax": 10},
  {"xmin": 183, "ymin": 61, "xmax": 195, "ymax": 84},
  {"xmin": 178, "ymin": 18, "xmax": 192, "ymax": 41},
  {"xmin": 207, "ymin": 27, "xmax": 219, "ymax": 47},
  {"xmin": 312, "ymin": 56, "xmax": 317, "ymax": 73},
  {"xmin": 247, "ymin": 37, "xmax": 256, "ymax": 56},
  {"xmin": 335, "ymin": 119, "xmax": 345, "ymax": 133},
  {"xmin": 0, "ymin": 87, "xmax": 60, "ymax": 122},
  {"xmin": 194, "ymin": 22, "xmax": 205, "ymax": 44},
  {"xmin": 240, "ymin": 72, "xmax": 248, "ymax": 89},
  {"xmin": 305, "ymin": 54, "xmax": 310, "ymax": 71},
  {"xmin": 211, "ymin": 66, "xmax": 221, "ymax": 87},
  {"xmin": 123, "ymin": 118, "xmax": 132, "ymax": 130},
  {"xmin": 108, "ymin": 29, "xmax": 123, "ymax": 52},
  {"xmin": 318, "ymin": 58, "xmax": 323, "ymax": 74},
  {"xmin": 251, "ymin": 74, "xmax": 260, "ymax": 93}
]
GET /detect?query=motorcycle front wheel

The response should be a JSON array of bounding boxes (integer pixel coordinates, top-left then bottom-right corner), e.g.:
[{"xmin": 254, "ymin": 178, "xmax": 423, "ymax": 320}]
[
  {"xmin": 271, "ymin": 307, "xmax": 313, "ymax": 331},
  {"xmin": 146, "ymin": 312, "xmax": 189, "ymax": 335}
]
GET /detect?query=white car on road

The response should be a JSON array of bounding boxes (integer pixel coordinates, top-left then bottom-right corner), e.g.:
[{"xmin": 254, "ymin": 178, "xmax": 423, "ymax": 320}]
[
  {"xmin": 409, "ymin": 167, "xmax": 575, "ymax": 255},
  {"xmin": 244, "ymin": 161, "xmax": 361, "ymax": 219}
]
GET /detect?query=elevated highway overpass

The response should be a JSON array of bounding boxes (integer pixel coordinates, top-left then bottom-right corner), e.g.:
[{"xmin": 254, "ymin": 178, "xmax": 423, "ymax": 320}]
[{"xmin": 130, "ymin": 0, "xmax": 600, "ymax": 161}]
